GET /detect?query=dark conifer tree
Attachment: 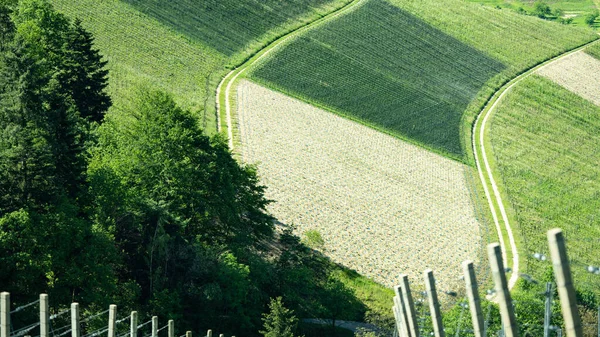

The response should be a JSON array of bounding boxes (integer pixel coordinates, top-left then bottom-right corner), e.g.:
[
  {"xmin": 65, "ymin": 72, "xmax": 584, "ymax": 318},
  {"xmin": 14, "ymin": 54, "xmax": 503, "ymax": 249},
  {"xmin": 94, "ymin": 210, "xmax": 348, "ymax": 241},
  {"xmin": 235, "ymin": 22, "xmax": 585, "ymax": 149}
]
[
  {"xmin": 0, "ymin": 37, "xmax": 58, "ymax": 214},
  {"xmin": 59, "ymin": 18, "xmax": 111, "ymax": 123}
]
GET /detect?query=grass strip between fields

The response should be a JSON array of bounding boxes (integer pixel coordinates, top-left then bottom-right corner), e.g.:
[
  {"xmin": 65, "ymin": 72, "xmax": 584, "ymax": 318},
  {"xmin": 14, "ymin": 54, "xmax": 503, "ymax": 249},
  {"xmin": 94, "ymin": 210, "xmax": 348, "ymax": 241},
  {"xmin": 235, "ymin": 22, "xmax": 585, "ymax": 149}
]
[
  {"xmin": 473, "ymin": 37, "xmax": 600, "ymax": 291},
  {"xmin": 217, "ymin": 0, "xmax": 367, "ymax": 150}
]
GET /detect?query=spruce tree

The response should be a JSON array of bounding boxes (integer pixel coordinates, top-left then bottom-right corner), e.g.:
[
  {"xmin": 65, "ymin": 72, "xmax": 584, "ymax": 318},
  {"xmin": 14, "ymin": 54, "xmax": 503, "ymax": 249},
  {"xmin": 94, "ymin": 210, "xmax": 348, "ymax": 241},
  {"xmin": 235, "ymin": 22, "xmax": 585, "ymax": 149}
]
[
  {"xmin": 260, "ymin": 297, "xmax": 301, "ymax": 337},
  {"xmin": 0, "ymin": 36, "xmax": 58, "ymax": 213},
  {"xmin": 59, "ymin": 18, "xmax": 111, "ymax": 123}
]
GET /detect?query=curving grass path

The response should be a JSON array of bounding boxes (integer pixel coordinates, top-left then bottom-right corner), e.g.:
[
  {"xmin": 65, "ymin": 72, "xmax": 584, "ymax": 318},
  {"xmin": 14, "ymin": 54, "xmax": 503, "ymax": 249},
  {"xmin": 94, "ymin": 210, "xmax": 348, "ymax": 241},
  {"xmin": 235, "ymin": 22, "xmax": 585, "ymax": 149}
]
[
  {"xmin": 473, "ymin": 38, "xmax": 599, "ymax": 290},
  {"xmin": 217, "ymin": 0, "xmax": 367, "ymax": 149}
]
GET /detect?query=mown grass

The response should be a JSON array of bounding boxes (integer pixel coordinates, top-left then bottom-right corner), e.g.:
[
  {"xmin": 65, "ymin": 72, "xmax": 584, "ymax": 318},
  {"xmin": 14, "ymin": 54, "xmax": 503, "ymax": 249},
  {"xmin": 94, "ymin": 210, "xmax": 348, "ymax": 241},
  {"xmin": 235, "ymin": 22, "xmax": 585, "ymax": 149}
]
[
  {"xmin": 249, "ymin": 0, "xmax": 597, "ymax": 161},
  {"xmin": 489, "ymin": 75, "xmax": 600, "ymax": 297},
  {"xmin": 50, "ymin": 0, "xmax": 351, "ymax": 134}
]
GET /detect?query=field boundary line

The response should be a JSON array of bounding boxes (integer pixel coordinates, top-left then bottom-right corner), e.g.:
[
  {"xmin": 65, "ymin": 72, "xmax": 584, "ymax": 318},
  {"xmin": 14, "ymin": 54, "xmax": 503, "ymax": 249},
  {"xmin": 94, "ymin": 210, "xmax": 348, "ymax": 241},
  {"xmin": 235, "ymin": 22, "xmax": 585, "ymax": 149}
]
[
  {"xmin": 473, "ymin": 38, "xmax": 600, "ymax": 291},
  {"xmin": 217, "ymin": 0, "xmax": 367, "ymax": 150}
]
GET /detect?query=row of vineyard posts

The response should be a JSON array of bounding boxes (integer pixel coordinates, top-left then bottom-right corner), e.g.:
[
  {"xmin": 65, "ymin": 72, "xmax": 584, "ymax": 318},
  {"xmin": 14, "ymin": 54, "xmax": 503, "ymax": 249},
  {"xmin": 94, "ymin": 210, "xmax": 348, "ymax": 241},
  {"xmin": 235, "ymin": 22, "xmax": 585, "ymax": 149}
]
[
  {"xmin": 391, "ymin": 228, "xmax": 597, "ymax": 337},
  {"xmin": 0, "ymin": 295, "xmax": 234, "ymax": 337}
]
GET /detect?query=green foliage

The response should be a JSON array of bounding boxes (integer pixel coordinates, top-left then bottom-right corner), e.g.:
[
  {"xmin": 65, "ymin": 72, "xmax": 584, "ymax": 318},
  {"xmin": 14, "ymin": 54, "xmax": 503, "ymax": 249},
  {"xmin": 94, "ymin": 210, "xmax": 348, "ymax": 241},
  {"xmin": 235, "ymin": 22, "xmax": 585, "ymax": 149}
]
[
  {"xmin": 490, "ymin": 75, "xmax": 600, "ymax": 298},
  {"xmin": 584, "ymin": 10, "xmax": 599, "ymax": 26},
  {"xmin": 303, "ymin": 230, "xmax": 325, "ymax": 250},
  {"xmin": 0, "ymin": 0, "xmax": 116, "ymax": 308},
  {"xmin": 533, "ymin": 2, "xmax": 551, "ymax": 18},
  {"xmin": 260, "ymin": 297, "xmax": 301, "ymax": 337}
]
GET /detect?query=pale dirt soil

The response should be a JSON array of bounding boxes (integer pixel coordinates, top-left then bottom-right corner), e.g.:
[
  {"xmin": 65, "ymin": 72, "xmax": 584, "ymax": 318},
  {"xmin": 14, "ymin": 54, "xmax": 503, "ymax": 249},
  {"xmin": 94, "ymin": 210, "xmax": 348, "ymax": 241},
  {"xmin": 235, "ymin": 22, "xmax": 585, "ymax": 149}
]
[
  {"xmin": 236, "ymin": 80, "xmax": 483, "ymax": 292},
  {"xmin": 537, "ymin": 51, "xmax": 600, "ymax": 106}
]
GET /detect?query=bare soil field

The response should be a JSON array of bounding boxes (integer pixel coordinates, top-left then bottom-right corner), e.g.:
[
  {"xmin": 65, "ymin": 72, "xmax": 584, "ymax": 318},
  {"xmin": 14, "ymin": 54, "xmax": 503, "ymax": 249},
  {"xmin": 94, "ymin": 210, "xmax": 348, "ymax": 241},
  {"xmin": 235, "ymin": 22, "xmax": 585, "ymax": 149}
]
[
  {"xmin": 237, "ymin": 80, "xmax": 484, "ymax": 290},
  {"xmin": 537, "ymin": 51, "xmax": 600, "ymax": 106}
]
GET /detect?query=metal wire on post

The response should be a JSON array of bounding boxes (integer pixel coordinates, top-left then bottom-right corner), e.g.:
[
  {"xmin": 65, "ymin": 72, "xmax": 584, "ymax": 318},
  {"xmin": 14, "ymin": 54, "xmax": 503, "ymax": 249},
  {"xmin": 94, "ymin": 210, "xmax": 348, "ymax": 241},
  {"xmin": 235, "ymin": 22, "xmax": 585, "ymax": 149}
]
[{"xmin": 10, "ymin": 301, "xmax": 40, "ymax": 315}]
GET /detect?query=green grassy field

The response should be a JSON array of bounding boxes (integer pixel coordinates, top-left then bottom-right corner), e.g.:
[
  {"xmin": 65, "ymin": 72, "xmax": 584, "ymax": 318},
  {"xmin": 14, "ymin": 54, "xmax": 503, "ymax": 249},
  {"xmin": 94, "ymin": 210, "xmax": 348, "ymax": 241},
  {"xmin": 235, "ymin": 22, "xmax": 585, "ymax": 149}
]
[
  {"xmin": 489, "ymin": 75, "xmax": 600, "ymax": 296},
  {"xmin": 248, "ymin": 0, "xmax": 597, "ymax": 161},
  {"xmin": 50, "ymin": 0, "xmax": 350, "ymax": 134}
]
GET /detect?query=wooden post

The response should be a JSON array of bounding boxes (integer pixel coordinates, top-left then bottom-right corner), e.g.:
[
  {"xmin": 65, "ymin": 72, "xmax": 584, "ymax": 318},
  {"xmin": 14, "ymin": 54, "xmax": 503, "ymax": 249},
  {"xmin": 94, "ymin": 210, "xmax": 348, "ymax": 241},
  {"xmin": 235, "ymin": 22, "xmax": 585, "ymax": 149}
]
[
  {"xmin": 400, "ymin": 274, "xmax": 420, "ymax": 337},
  {"xmin": 395, "ymin": 286, "xmax": 411, "ymax": 337},
  {"xmin": 205, "ymin": 330, "xmax": 212, "ymax": 337},
  {"xmin": 152, "ymin": 316, "xmax": 158, "ymax": 337},
  {"xmin": 424, "ymin": 269, "xmax": 445, "ymax": 337},
  {"xmin": 168, "ymin": 320, "xmax": 174, "ymax": 337},
  {"xmin": 548, "ymin": 229, "xmax": 582, "ymax": 337},
  {"xmin": 40, "ymin": 294, "xmax": 49, "ymax": 337},
  {"xmin": 71, "ymin": 303, "xmax": 80, "ymax": 337},
  {"xmin": 185, "ymin": 331, "xmax": 192, "ymax": 337},
  {"xmin": 108, "ymin": 305, "xmax": 117, "ymax": 337},
  {"xmin": 1, "ymin": 292, "xmax": 9, "ymax": 337},
  {"xmin": 462, "ymin": 261, "xmax": 485, "ymax": 337},
  {"xmin": 488, "ymin": 244, "xmax": 518, "ymax": 337},
  {"xmin": 130, "ymin": 312, "xmax": 138, "ymax": 337},
  {"xmin": 393, "ymin": 296, "xmax": 409, "ymax": 337}
]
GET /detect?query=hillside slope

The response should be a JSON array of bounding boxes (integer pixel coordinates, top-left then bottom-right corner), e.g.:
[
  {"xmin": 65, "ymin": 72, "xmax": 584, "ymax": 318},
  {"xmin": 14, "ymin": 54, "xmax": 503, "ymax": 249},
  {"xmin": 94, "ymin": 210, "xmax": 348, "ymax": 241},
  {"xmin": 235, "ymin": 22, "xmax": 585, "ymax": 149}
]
[
  {"xmin": 248, "ymin": 0, "xmax": 597, "ymax": 161},
  {"xmin": 490, "ymin": 74, "xmax": 600, "ymax": 296},
  {"xmin": 50, "ymin": 0, "xmax": 350, "ymax": 133}
]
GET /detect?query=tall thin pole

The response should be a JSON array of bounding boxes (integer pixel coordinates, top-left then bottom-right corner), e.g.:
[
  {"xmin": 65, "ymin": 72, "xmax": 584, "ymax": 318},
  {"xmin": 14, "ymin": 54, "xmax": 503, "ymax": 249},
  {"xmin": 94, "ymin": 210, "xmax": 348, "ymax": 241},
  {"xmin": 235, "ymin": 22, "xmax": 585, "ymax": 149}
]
[
  {"xmin": 71, "ymin": 303, "xmax": 80, "ymax": 337},
  {"xmin": 548, "ymin": 229, "xmax": 582, "ymax": 337},
  {"xmin": 108, "ymin": 305, "xmax": 117, "ymax": 337},
  {"xmin": 151, "ymin": 316, "xmax": 158, "ymax": 337},
  {"xmin": 1, "ymin": 292, "xmax": 9, "ymax": 337},
  {"xmin": 463, "ymin": 261, "xmax": 484, "ymax": 337},
  {"xmin": 168, "ymin": 320, "xmax": 174, "ymax": 337},
  {"xmin": 394, "ymin": 295, "xmax": 409, "ymax": 337},
  {"xmin": 395, "ymin": 286, "xmax": 410, "ymax": 337},
  {"xmin": 424, "ymin": 269, "xmax": 445, "ymax": 337},
  {"xmin": 400, "ymin": 274, "xmax": 420, "ymax": 337},
  {"xmin": 130, "ymin": 312, "xmax": 138, "ymax": 337},
  {"xmin": 40, "ymin": 294, "xmax": 49, "ymax": 337},
  {"xmin": 543, "ymin": 282, "xmax": 553, "ymax": 337},
  {"xmin": 488, "ymin": 243, "xmax": 518, "ymax": 337}
]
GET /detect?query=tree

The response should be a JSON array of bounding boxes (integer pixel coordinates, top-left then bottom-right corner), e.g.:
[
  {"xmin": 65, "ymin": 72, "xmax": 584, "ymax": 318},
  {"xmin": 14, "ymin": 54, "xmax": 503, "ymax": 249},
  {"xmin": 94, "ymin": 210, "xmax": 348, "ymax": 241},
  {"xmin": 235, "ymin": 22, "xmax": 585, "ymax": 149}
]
[
  {"xmin": 533, "ymin": 1, "xmax": 551, "ymax": 18},
  {"xmin": 0, "ymin": 36, "xmax": 58, "ymax": 213},
  {"xmin": 260, "ymin": 297, "xmax": 301, "ymax": 337},
  {"xmin": 59, "ymin": 18, "xmax": 111, "ymax": 123},
  {"xmin": 584, "ymin": 10, "xmax": 599, "ymax": 26}
]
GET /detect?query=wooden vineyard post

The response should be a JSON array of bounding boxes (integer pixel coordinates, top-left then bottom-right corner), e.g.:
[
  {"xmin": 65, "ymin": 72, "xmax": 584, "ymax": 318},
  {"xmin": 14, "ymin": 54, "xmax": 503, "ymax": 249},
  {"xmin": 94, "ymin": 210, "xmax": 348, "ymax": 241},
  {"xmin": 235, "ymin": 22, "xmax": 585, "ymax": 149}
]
[
  {"xmin": 152, "ymin": 316, "xmax": 158, "ymax": 337},
  {"xmin": 400, "ymin": 274, "xmax": 420, "ymax": 337},
  {"xmin": 168, "ymin": 320, "xmax": 174, "ymax": 337},
  {"xmin": 108, "ymin": 305, "xmax": 117, "ymax": 337},
  {"xmin": 71, "ymin": 303, "xmax": 80, "ymax": 337},
  {"xmin": 424, "ymin": 269, "xmax": 445, "ymax": 337},
  {"xmin": 40, "ymin": 294, "xmax": 49, "ymax": 337},
  {"xmin": 394, "ymin": 286, "xmax": 410, "ymax": 337},
  {"xmin": 548, "ymin": 229, "xmax": 582, "ymax": 337},
  {"xmin": 131, "ymin": 312, "xmax": 138, "ymax": 337},
  {"xmin": 1, "ymin": 292, "xmax": 9, "ymax": 337},
  {"xmin": 462, "ymin": 261, "xmax": 484, "ymax": 337},
  {"xmin": 488, "ymin": 243, "xmax": 518, "ymax": 337}
]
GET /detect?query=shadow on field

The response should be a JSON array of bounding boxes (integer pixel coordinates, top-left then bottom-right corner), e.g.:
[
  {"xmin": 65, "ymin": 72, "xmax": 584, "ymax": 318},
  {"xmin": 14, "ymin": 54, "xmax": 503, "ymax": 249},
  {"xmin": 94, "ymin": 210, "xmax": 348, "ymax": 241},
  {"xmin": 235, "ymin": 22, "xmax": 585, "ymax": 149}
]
[{"xmin": 120, "ymin": 0, "xmax": 339, "ymax": 55}]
